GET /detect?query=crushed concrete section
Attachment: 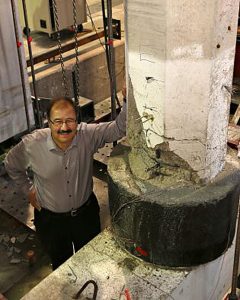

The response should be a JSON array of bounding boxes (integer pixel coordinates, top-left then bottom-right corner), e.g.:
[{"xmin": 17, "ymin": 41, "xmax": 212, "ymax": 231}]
[{"xmin": 126, "ymin": 82, "xmax": 201, "ymax": 186}]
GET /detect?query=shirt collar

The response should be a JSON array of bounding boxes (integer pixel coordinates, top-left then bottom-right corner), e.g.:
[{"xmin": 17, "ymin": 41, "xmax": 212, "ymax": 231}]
[
  {"xmin": 47, "ymin": 132, "xmax": 57, "ymax": 151},
  {"xmin": 46, "ymin": 130, "xmax": 78, "ymax": 151}
]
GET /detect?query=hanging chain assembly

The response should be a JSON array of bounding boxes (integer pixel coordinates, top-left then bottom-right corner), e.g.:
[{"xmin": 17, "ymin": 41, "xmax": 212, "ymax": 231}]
[
  {"xmin": 52, "ymin": 0, "xmax": 69, "ymax": 97},
  {"xmin": 72, "ymin": 0, "xmax": 80, "ymax": 102}
]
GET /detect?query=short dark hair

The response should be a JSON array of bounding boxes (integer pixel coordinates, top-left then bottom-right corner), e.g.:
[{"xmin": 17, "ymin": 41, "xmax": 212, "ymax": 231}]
[{"xmin": 47, "ymin": 97, "xmax": 77, "ymax": 119}]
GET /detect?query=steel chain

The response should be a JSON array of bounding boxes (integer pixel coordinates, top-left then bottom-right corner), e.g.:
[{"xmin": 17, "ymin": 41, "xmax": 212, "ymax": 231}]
[
  {"xmin": 52, "ymin": 0, "xmax": 69, "ymax": 96},
  {"xmin": 72, "ymin": 0, "xmax": 80, "ymax": 101}
]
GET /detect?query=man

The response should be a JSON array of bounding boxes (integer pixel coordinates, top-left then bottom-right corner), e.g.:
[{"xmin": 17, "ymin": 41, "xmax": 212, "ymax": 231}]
[{"xmin": 4, "ymin": 93, "xmax": 126, "ymax": 270}]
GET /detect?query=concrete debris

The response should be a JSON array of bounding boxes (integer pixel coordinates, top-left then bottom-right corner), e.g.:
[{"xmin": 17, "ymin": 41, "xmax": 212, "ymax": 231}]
[
  {"xmin": 14, "ymin": 246, "xmax": 21, "ymax": 253},
  {"xmin": 3, "ymin": 235, "xmax": 9, "ymax": 243},
  {"xmin": 10, "ymin": 258, "xmax": 21, "ymax": 264},
  {"xmin": 6, "ymin": 245, "xmax": 22, "ymax": 260},
  {"xmin": 10, "ymin": 236, "xmax": 16, "ymax": 244},
  {"xmin": 228, "ymin": 124, "xmax": 240, "ymax": 149},
  {"xmin": 28, "ymin": 234, "xmax": 35, "ymax": 240},
  {"xmin": 0, "ymin": 162, "xmax": 7, "ymax": 177},
  {"xmin": 17, "ymin": 233, "xmax": 28, "ymax": 243},
  {"xmin": 0, "ymin": 233, "xmax": 25, "ymax": 264}
]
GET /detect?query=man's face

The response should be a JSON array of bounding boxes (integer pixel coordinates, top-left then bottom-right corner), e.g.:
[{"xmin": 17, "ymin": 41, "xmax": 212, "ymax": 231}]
[{"xmin": 49, "ymin": 102, "xmax": 77, "ymax": 150}]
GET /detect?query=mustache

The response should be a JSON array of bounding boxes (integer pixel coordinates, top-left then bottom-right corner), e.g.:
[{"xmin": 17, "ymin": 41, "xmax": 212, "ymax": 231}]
[{"xmin": 57, "ymin": 129, "xmax": 73, "ymax": 134}]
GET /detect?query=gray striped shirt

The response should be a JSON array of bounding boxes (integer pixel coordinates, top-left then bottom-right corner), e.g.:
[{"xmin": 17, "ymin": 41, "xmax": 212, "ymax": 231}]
[{"xmin": 4, "ymin": 103, "xmax": 126, "ymax": 212}]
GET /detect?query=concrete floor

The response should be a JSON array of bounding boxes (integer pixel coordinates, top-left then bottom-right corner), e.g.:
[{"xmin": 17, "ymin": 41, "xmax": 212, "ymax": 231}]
[{"xmin": 0, "ymin": 208, "xmax": 51, "ymax": 299}]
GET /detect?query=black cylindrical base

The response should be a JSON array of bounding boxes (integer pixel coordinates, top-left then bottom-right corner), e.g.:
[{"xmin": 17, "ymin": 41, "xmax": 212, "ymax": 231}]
[{"xmin": 108, "ymin": 145, "xmax": 240, "ymax": 267}]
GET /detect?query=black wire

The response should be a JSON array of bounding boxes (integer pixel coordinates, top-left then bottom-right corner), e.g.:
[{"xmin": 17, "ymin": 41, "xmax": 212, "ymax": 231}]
[
  {"xmin": 101, "ymin": 0, "xmax": 111, "ymax": 77},
  {"xmin": 101, "ymin": 0, "xmax": 121, "ymax": 108},
  {"xmin": 86, "ymin": 1, "xmax": 105, "ymax": 50}
]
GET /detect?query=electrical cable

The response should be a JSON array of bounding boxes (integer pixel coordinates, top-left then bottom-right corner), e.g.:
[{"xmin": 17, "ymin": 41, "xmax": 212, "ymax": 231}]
[
  {"xmin": 100, "ymin": 0, "xmax": 111, "ymax": 76},
  {"xmin": 86, "ymin": 1, "xmax": 106, "ymax": 51}
]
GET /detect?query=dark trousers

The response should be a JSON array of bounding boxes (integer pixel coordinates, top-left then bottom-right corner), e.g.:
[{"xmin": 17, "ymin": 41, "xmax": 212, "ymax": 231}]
[{"xmin": 34, "ymin": 193, "xmax": 101, "ymax": 270}]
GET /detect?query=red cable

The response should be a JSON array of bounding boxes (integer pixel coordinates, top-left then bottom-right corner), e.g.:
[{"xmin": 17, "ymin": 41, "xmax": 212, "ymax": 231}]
[
  {"xmin": 135, "ymin": 246, "xmax": 148, "ymax": 257},
  {"xmin": 27, "ymin": 36, "xmax": 32, "ymax": 44},
  {"xmin": 107, "ymin": 39, "xmax": 113, "ymax": 45},
  {"xmin": 125, "ymin": 288, "xmax": 131, "ymax": 300}
]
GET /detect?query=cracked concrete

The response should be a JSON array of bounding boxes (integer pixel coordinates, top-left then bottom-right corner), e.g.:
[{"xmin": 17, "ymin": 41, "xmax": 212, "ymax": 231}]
[
  {"xmin": 125, "ymin": 0, "xmax": 239, "ymax": 182},
  {"xmin": 20, "ymin": 226, "xmax": 239, "ymax": 300},
  {"xmin": 21, "ymin": 228, "xmax": 188, "ymax": 300}
]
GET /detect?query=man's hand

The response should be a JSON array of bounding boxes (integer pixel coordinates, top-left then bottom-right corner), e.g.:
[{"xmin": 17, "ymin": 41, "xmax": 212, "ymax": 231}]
[
  {"xmin": 28, "ymin": 187, "xmax": 41, "ymax": 211},
  {"xmin": 0, "ymin": 293, "xmax": 7, "ymax": 300}
]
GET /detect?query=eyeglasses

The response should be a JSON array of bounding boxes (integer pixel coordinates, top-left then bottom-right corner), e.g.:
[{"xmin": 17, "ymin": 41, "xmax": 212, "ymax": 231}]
[{"xmin": 49, "ymin": 118, "xmax": 77, "ymax": 127}]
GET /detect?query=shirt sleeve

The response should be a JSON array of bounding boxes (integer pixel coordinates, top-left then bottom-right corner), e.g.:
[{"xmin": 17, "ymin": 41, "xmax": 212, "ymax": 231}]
[
  {"xmin": 4, "ymin": 140, "xmax": 32, "ymax": 196},
  {"xmin": 88, "ymin": 102, "xmax": 127, "ymax": 153}
]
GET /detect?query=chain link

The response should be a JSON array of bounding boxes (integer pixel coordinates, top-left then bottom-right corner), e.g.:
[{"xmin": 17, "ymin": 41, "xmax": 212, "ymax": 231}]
[
  {"xmin": 72, "ymin": 0, "xmax": 80, "ymax": 101},
  {"xmin": 52, "ymin": 0, "xmax": 69, "ymax": 97}
]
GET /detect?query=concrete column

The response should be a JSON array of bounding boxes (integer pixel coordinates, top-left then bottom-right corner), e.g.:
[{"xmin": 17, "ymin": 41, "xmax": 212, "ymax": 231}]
[
  {"xmin": 126, "ymin": 0, "xmax": 239, "ymax": 182},
  {"xmin": 108, "ymin": 0, "xmax": 240, "ymax": 267}
]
